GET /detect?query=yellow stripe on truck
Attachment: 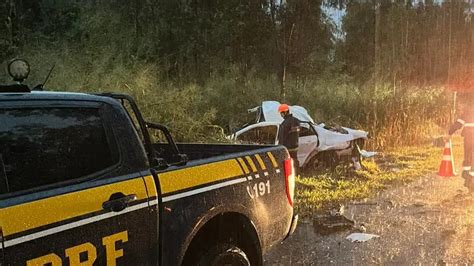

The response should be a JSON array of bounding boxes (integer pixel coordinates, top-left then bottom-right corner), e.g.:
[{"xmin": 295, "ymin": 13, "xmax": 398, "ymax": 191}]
[
  {"xmin": 266, "ymin": 152, "xmax": 278, "ymax": 167},
  {"xmin": 0, "ymin": 178, "xmax": 148, "ymax": 237},
  {"xmin": 255, "ymin": 154, "xmax": 267, "ymax": 170},
  {"xmin": 159, "ymin": 159, "xmax": 243, "ymax": 194},
  {"xmin": 237, "ymin": 158, "xmax": 250, "ymax": 174},
  {"xmin": 143, "ymin": 175, "xmax": 158, "ymax": 197},
  {"xmin": 245, "ymin": 156, "xmax": 257, "ymax": 172}
]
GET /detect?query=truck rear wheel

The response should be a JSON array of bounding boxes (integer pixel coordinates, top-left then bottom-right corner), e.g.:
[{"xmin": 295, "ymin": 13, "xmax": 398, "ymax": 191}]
[
  {"xmin": 197, "ymin": 243, "xmax": 251, "ymax": 266},
  {"xmin": 182, "ymin": 213, "xmax": 262, "ymax": 266}
]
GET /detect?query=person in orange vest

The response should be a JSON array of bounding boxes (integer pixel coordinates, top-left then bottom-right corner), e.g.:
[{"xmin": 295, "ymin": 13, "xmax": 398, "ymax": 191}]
[
  {"xmin": 277, "ymin": 103, "xmax": 301, "ymax": 174},
  {"xmin": 447, "ymin": 94, "xmax": 474, "ymax": 188}
]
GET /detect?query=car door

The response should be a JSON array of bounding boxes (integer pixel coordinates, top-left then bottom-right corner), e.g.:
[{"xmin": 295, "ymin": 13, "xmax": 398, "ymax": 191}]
[
  {"xmin": 237, "ymin": 124, "xmax": 279, "ymax": 145},
  {"xmin": 0, "ymin": 102, "xmax": 155, "ymax": 265},
  {"xmin": 297, "ymin": 123, "xmax": 319, "ymax": 166}
]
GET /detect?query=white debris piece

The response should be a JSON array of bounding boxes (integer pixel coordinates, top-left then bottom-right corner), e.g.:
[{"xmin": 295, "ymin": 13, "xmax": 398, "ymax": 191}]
[
  {"xmin": 360, "ymin": 150, "xmax": 378, "ymax": 158},
  {"xmin": 346, "ymin": 233, "xmax": 379, "ymax": 243}
]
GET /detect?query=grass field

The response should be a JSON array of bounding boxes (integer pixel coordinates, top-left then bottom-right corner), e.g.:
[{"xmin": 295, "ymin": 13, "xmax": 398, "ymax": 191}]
[{"xmin": 294, "ymin": 137, "xmax": 464, "ymax": 218}]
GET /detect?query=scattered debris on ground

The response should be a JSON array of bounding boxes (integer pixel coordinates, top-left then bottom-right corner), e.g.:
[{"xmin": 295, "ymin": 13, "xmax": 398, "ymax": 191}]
[
  {"xmin": 313, "ymin": 214, "xmax": 354, "ymax": 235},
  {"xmin": 265, "ymin": 172, "xmax": 474, "ymax": 265},
  {"xmin": 346, "ymin": 233, "xmax": 380, "ymax": 243}
]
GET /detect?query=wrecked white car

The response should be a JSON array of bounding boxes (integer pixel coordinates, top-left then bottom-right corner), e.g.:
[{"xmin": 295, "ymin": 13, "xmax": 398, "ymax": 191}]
[{"xmin": 231, "ymin": 101, "xmax": 373, "ymax": 172}]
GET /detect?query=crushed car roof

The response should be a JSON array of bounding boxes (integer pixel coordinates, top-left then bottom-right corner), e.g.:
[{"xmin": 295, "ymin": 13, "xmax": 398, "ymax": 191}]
[{"xmin": 258, "ymin": 101, "xmax": 315, "ymax": 123}]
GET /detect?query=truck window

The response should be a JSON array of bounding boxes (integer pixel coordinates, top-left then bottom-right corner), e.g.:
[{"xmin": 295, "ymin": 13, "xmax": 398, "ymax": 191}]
[
  {"xmin": 0, "ymin": 107, "xmax": 117, "ymax": 194},
  {"xmin": 237, "ymin": 125, "xmax": 277, "ymax": 144}
]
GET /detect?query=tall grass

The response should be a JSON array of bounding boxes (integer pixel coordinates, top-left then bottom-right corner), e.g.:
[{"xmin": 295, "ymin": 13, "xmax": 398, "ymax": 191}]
[
  {"xmin": 0, "ymin": 8, "xmax": 452, "ymax": 148},
  {"xmin": 1, "ymin": 48, "xmax": 451, "ymax": 148},
  {"xmin": 287, "ymin": 80, "xmax": 452, "ymax": 149}
]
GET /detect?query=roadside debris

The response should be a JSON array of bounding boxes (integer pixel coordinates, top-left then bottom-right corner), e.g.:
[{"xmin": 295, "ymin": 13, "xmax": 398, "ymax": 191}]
[
  {"xmin": 412, "ymin": 202, "xmax": 426, "ymax": 208},
  {"xmin": 360, "ymin": 150, "xmax": 378, "ymax": 158},
  {"xmin": 353, "ymin": 223, "xmax": 367, "ymax": 233},
  {"xmin": 346, "ymin": 233, "xmax": 379, "ymax": 243},
  {"xmin": 313, "ymin": 214, "xmax": 355, "ymax": 235},
  {"xmin": 329, "ymin": 204, "xmax": 345, "ymax": 216}
]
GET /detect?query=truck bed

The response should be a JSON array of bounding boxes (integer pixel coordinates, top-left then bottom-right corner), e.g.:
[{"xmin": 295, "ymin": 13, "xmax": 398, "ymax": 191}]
[{"xmin": 153, "ymin": 143, "xmax": 277, "ymax": 162}]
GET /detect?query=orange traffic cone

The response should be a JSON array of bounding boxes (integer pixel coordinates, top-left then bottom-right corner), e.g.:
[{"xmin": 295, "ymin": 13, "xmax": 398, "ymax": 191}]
[{"xmin": 438, "ymin": 140, "xmax": 456, "ymax": 177}]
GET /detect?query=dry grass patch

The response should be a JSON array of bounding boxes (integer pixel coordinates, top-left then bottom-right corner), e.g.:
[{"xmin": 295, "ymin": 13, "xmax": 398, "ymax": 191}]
[{"xmin": 294, "ymin": 138, "xmax": 464, "ymax": 218}]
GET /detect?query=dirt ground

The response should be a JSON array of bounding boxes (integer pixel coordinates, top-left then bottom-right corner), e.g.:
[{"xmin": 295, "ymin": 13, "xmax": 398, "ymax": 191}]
[{"xmin": 265, "ymin": 174, "xmax": 474, "ymax": 265}]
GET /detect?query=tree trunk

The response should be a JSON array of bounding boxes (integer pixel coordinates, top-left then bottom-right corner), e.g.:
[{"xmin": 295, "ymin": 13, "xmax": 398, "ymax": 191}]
[
  {"xmin": 448, "ymin": 1, "xmax": 452, "ymax": 84},
  {"xmin": 6, "ymin": 0, "xmax": 17, "ymax": 49},
  {"xmin": 280, "ymin": 23, "xmax": 295, "ymax": 103},
  {"xmin": 134, "ymin": 0, "xmax": 140, "ymax": 55},
  {"xmin": 374, "ymin": 1, "xmax": 381, "ymax": 80}
]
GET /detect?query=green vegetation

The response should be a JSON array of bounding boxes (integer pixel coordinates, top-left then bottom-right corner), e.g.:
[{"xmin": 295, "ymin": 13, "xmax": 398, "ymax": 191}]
[
  {"xmin": 295, "ymin": 138, "xmax": 464, "ymax": 217},
  {"xmin": 2, "ymin": 0, "xmax": 468, "ymax": 148}
]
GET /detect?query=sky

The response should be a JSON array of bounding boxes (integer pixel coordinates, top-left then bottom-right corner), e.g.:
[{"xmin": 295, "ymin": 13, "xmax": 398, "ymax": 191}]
[{"xmin": 323, "ymin": 5, "xmax": 346, "ymax": 40}]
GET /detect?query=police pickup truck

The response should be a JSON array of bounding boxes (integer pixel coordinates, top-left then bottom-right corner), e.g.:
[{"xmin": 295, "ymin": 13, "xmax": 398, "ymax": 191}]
[{"xmin": 0, "ymin": 59, "xmax": 297, "ymax": 265}]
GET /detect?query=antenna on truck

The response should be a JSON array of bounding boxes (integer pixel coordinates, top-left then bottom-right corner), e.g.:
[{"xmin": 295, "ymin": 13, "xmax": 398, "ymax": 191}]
[{"xmin": 33, "ymin": 64, "xmax": 55, "ymax": 91}]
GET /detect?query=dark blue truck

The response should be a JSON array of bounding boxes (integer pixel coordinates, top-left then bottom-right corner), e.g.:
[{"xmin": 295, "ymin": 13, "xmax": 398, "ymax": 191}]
[{"xmin": 0, "ymin": 60, "xmax": 297, "ymax": 265}]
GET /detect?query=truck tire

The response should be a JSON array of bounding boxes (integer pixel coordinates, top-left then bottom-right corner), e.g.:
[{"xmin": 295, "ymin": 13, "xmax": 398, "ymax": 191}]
[{"xmin": 197, "ymin": 243, "xmax": 251, "ymax": 266}]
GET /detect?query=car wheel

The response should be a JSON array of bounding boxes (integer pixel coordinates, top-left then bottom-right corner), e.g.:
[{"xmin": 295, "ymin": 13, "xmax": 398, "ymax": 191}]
[
  {"xmin": 307, "ymin": 152, "xmax": 333, "ymax": 173},
  {"xmin": 333, "ymin": 163, "xmax": 347, "ymax": 176},
  {"xmin": 198, "ymin": 243, "xmax": 251, "ymax": 266}
]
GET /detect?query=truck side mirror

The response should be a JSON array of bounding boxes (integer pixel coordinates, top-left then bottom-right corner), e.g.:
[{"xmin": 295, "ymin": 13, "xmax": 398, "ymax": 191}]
[
  {"xmin": 174, "ymin": 154, "xmax": 188, "ymax": 166},
  {"xmin": 151, "ymin": 157, "xmax": 168, "ymax": 170}
]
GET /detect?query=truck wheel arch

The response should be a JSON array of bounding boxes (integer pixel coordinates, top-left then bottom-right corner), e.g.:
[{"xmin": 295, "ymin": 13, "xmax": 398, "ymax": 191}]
[{"xmin": 180, "ymin": 212, "xmax": 263, "ymax": 266}]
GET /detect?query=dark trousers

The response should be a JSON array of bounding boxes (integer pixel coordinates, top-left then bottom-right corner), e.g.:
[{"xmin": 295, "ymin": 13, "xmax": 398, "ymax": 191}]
[
  {"xmin": 464, "ymin": 136, "xmax": 473, "ymax": 173},
  {"xmin": 289, "ymin": 150, "xmax": 299, "ymax": 176}
]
